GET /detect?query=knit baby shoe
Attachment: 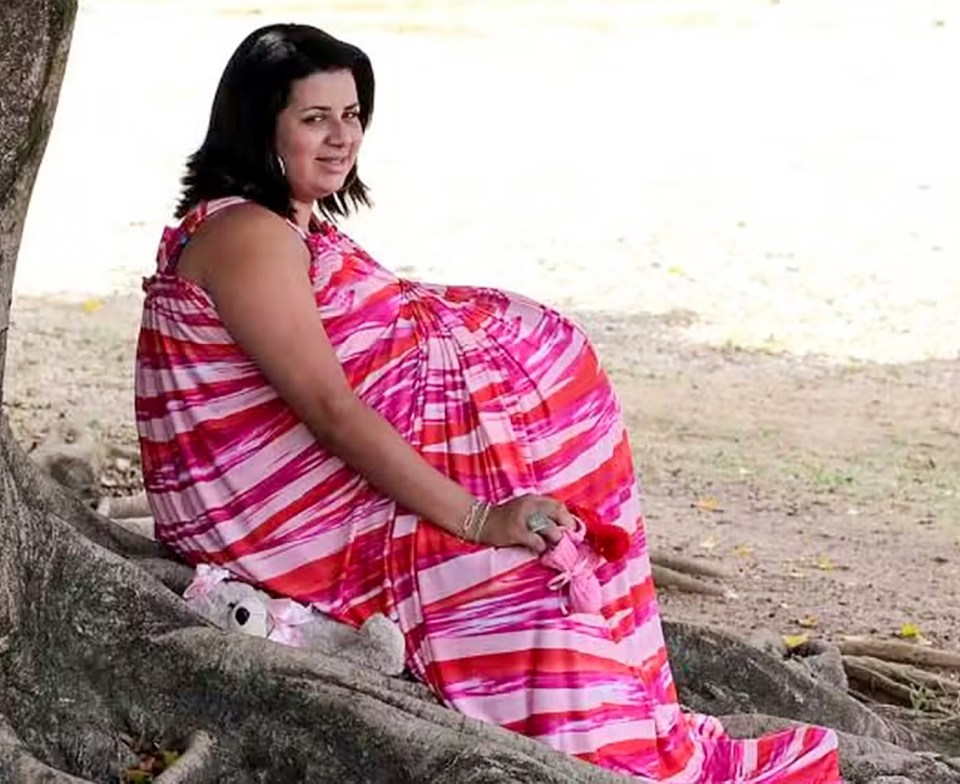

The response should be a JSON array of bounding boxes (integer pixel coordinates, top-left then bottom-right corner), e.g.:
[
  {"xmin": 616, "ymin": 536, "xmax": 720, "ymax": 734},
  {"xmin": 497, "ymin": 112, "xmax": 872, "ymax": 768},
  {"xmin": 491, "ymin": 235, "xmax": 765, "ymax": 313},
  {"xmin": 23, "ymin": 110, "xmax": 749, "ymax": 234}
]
[{"xmin": 540, "ymin": 518, "xmax": 605, "ymax": 614}]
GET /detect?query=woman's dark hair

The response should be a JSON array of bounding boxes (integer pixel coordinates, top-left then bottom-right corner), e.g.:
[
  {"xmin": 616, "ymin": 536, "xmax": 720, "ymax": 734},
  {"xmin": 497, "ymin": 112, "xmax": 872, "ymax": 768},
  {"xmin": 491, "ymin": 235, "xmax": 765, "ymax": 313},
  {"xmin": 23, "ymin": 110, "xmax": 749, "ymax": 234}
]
[{"xmin": 176, "ymin": 24, "xmax": 374, "ymax": 221}]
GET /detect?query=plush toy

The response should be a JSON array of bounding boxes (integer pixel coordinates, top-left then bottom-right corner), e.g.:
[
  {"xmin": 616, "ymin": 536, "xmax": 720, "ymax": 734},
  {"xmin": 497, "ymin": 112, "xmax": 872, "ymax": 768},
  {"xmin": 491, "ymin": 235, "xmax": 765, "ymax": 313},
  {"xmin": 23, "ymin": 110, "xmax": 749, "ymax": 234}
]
[
  {"xmin": 539, "ymin": 506, "xmax": 630, "ymax": 615},
  {"xmin": 183, "ymin": 565, "xmax": 406, "ymax": 676}
]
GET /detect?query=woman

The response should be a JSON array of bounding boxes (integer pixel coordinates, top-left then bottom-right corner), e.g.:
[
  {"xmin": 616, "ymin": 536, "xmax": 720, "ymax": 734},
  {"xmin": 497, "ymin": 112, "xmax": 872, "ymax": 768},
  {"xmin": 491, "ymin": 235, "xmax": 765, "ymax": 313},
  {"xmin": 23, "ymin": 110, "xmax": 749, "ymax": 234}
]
[{"xmin": 136, "ymin": 23, "xmax": 841, "ymax": 782}]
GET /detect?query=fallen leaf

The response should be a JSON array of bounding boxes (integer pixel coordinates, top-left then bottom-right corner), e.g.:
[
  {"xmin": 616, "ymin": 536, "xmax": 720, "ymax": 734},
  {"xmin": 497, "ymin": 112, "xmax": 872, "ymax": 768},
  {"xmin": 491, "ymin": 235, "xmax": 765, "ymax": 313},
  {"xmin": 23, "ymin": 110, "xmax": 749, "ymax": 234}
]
[
  {"xmin": 797, "ymin": 614, "xmax": 819, "ymax": 628},
  {"xmin": 816, "ymin": 554, "xmax": 835, "ymax": 571},
  {"xmin": 82, "ymin": 297, "xmax": 103, "ymax": 314},
  {"xmin": 733, "ymin": 544, "xmax": 755, "ymax": 559},
  {"xmin": 783, "ymin": 634, "xmax": 810, "ymax": 650},
  {"xmin": 897, "ymin": 623, "xmax": 923, "ymax": 641},
  {"xmin": 699, "ymin": 535, "xmax": 718, "ymax": 551},
  {"xmin": 696, "ymin": 496, "xmax": 723, "ymax": 513}
]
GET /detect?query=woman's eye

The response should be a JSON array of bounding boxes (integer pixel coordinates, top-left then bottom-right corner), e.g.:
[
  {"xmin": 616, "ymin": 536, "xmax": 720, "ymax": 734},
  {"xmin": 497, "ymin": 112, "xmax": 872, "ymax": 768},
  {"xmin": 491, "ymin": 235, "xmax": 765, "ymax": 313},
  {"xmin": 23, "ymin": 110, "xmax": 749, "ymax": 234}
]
[
  {"xmin": 344, "ymin": 110, "xmax": 360, "ymax": 120},
  {"xmin": 304, "ymin": 115, "xmax": 326, "ymax": 125}
]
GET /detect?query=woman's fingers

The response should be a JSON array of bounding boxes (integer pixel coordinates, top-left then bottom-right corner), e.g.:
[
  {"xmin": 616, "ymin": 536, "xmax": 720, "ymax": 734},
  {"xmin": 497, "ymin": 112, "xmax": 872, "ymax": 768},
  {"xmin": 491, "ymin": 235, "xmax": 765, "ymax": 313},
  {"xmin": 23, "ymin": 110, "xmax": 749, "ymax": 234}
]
[
  {"xmin": 481, "ymin": 495, "xmax": 577, "ymax": 553},
  {"xmin": 519, "ymin": 496, "xmax": 571, "ymax": 550},
  {"xmin": 532, "ymin": 496, "xmax": 575, "ymax": 530},
  {"xmin": 550, "ymin": 501, "xmax": 577, "ymax": 530},
  {"xmin": 522, "ymin": 532, "xmax": 548, "ymax": 554},
  {"xmin": 536, "ymin": 522, "xmax": 564, "ymax": 546}
]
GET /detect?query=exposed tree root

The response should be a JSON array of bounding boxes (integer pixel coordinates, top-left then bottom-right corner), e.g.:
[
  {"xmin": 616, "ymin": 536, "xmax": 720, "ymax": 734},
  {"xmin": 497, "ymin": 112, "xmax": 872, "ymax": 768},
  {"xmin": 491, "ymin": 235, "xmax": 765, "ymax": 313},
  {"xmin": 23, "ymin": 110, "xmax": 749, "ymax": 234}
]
[
  {"xmin": 108, "ymin": 515, "xmax": 154, "ymax": 540},
  {"xmin": 134, "ymin": 557, "xmax": 195, "ymax": 596},
  {"xmin": 0, "ymin": 715, "xmax": 92, "ymax": 783},
  {"xmin": 98, "ymin": 492, "xmax": 150, "ymax": 520},
  {"xmin": 649, "ymin": 551, "xmax": 731, "ymax": 580},
  {"xmin": 153, "ymin": 731, "xmax": 217, "ymax": 784},
  {"xmin": 839, "ymin": 638, "xmax": 960, "ymax": 673},
  {"xmin": 650, "ymin": 564, "xmax": 731, "ymax": 597},
  {"xmin": 872, "ymin": 705, "xmax": 960, "ymax": 759},
  {"xmin": 844, "ymin": 656, "xmax": 960, "ymax": 700},
  {"xmin": 843, "ymin": 657, "xmax": 923, "ymax": 707}
]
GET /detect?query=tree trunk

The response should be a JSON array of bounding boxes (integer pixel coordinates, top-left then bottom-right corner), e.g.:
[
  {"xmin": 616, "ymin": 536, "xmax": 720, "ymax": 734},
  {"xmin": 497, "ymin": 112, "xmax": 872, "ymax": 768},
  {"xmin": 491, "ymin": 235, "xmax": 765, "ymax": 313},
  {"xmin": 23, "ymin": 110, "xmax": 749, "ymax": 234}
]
[
  {"xmin": 0, "ymin": 0, "xmax": 76, "ymax": 396},
  {"xmin": 1, "ymin": 2, "xmax": 958, "ymax": 782}
]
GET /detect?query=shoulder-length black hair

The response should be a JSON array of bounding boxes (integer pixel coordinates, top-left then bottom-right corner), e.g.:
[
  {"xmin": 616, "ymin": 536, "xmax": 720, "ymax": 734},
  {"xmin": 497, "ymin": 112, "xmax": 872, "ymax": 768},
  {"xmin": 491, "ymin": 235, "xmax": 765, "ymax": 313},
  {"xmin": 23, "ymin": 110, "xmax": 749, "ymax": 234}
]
[{"xmin": 176, "ymin": 24, "xmax": 374, "ymax": 221}]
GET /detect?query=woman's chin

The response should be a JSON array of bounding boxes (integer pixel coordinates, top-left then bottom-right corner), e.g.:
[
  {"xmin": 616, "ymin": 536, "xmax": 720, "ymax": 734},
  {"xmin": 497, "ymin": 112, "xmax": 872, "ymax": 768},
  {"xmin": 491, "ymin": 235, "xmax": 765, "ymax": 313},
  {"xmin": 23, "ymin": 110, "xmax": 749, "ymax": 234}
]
[
  {"xmin": 302, "ymin": 179, "xmax": 349, "ymax": 201},
  {"xmin": 293, "ymin": 189, "xmax": 340, "ymax": 205}
]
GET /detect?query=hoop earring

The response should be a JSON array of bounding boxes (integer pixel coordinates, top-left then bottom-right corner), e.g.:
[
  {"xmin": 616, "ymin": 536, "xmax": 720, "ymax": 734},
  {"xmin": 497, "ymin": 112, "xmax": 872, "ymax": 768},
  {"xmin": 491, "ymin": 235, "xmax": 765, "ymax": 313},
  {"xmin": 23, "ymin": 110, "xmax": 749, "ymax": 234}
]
[{"xmin": 276, "ymin": 155, "xmax": 287, "ymax": 177}]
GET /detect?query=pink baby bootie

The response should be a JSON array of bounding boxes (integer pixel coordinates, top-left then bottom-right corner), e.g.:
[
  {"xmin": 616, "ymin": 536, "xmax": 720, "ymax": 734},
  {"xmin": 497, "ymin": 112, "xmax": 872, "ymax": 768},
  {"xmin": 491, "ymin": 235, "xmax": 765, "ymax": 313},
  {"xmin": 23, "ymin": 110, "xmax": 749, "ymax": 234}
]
[{"xmin": 540, "ymin": 518, "xmax": 605, "ymax": 615}]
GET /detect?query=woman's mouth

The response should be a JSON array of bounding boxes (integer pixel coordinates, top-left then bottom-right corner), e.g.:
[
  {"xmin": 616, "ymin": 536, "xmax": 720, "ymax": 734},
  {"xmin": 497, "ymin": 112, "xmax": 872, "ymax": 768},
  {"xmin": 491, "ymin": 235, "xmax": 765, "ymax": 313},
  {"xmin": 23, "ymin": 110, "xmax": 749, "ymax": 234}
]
[{"xmin": 317, "ymin": 156, "xmax": 350, "ymax": 170}]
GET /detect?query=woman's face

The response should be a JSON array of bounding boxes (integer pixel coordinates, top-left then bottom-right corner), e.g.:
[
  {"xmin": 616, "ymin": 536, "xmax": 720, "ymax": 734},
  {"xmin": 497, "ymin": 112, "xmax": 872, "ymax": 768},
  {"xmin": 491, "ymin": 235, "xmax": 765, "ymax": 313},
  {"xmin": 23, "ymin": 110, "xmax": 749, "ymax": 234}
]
[{"xmin": 275, "ymin": 69, "xmax": 363, "ymax": 204}]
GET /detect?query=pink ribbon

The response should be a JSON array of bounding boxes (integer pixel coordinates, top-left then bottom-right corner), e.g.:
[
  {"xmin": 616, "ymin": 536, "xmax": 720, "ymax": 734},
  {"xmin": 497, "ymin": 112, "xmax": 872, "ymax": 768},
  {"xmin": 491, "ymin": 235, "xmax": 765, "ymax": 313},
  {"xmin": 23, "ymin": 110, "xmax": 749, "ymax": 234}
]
[
  {"xmin": 540, "ymin": 519, "xmax": 604, "ymax": 615},
  {"xmin": 182, "ymin": 564, "xmax": 233, "ymax": 599},
  {"xmin": 264, "ymin": 599, "xmax": 315, "ymax": 647}
]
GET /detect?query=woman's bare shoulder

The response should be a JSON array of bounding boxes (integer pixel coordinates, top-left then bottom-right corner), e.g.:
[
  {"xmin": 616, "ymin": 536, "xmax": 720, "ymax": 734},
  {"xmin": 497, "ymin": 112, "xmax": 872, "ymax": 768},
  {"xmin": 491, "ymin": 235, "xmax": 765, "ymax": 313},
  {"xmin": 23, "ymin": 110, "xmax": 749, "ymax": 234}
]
[{"xmin": 179, "ymin": 202, "xmax": 308, "ymax": 286}]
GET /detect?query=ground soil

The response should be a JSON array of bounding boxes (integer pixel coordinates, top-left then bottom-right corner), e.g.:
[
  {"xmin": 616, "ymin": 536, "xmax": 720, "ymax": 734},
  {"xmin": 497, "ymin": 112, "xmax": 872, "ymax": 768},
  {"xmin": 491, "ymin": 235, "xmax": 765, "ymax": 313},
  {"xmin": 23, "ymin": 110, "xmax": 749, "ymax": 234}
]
[{"xmin": 5, "ymin": 294, "xmax": 958, "ymax": 654}]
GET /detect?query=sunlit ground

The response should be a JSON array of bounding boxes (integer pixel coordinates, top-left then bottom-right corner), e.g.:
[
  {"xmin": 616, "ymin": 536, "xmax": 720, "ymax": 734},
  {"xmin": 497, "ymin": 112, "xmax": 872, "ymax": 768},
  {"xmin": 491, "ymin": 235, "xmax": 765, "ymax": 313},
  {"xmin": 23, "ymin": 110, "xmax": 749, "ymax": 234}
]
[{"xmin": 17, "ymin": 0, "xmax": 960, "ymax": 362}]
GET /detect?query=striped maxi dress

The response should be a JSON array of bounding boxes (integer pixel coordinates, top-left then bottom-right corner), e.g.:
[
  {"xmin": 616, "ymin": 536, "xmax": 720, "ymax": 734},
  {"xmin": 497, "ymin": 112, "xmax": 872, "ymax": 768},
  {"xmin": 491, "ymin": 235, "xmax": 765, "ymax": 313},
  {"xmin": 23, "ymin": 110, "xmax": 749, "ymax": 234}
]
[{"xmin": 135, "ymin": 196, "xmax": 841, "ymax": 782}]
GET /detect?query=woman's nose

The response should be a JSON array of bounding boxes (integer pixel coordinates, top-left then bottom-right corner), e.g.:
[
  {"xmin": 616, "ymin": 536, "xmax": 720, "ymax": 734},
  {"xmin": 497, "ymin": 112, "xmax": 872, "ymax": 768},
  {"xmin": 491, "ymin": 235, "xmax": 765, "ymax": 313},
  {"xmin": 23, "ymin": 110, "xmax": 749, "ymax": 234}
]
[{"xmin": 326, "ymin": 118, "xmax": 348, "ymax": 145}]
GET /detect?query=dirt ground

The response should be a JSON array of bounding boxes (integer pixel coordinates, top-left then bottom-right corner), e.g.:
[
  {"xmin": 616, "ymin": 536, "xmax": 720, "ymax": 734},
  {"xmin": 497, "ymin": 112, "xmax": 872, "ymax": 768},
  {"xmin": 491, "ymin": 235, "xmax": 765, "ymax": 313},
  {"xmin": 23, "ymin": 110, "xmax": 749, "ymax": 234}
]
[
  {"xmin": 5, "ymin": 0, "xmax": 959, "ymax": 653},
  {"xmin": 7, "ymin": 296, "xmax": 958, "ymax": 655}
]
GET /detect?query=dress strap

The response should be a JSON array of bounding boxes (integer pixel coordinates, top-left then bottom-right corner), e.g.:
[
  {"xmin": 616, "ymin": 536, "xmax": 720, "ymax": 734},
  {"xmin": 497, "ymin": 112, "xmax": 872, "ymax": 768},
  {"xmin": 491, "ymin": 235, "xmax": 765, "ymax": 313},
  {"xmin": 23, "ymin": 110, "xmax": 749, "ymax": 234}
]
[{"xmin": 183, "ymin": 196, "xmax": 251, "ymax": 234}]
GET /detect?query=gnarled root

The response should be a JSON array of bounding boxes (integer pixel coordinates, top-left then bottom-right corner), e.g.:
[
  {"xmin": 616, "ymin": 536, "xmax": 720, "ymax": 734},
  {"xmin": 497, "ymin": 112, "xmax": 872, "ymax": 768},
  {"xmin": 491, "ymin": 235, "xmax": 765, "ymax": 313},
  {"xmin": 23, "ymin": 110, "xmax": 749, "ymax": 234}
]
[
  {"xmin": 843, "ymin": 656, "xmax": 960, "ymax": 703},
  {"xmin": 649, "ymin": 550, "xmax": 735, "ymax": 596},
  {"xmin": 154, "ymin": 731, "xmax": 217, "ymax": 784},
  {"xmin": 98, "ymin": 492, "xmax": 150, "ymax": 520},
  {"xmin": 839, "ymin": 639, "xmax": 960, "ymax": 673},
  {"xmin": 0, "ymin": 714, "xmax": 93, "ymax": 783},
  {"xmin": 650, "ymin": 552, "xmax": 731, "ymax": 580}
]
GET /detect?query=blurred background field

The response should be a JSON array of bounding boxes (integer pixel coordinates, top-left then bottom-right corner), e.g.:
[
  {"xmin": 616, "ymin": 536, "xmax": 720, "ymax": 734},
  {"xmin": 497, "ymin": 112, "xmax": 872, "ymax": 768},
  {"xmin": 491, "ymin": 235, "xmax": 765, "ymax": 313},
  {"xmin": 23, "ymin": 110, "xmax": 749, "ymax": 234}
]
[
  {"xmin": 6, "ymin": 0, "xmax": 959, "ymax": 646},
  {"xmin": 15, "ymin": 0, "xmax": 960, "ymax": 362}
]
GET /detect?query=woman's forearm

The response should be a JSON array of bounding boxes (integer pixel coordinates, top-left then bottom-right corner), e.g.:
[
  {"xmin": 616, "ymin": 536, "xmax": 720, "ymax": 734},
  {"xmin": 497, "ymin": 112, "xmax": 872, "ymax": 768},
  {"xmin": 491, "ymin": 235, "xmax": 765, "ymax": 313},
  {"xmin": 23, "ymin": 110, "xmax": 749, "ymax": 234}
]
[{"xmin": 305, "ymin": 395, "xmax": 476, "ymax": 535}]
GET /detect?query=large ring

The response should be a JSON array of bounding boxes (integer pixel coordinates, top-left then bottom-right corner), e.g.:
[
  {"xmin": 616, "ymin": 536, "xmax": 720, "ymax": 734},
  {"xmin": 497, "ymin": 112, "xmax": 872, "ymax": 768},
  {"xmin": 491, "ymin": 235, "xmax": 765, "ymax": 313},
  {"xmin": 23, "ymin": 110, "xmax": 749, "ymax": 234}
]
[{"xmin": 526, "ymin": 511, "xmax": 554, "ymax": 534}]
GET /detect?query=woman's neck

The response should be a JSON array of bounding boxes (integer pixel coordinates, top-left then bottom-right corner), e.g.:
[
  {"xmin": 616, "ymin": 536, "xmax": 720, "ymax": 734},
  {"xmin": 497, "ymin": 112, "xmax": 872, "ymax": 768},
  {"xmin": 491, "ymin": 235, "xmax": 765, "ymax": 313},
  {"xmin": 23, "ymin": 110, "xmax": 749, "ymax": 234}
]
[{"xmin": 291, "ymin": 199, "xmax": 314, "ymax": 232}]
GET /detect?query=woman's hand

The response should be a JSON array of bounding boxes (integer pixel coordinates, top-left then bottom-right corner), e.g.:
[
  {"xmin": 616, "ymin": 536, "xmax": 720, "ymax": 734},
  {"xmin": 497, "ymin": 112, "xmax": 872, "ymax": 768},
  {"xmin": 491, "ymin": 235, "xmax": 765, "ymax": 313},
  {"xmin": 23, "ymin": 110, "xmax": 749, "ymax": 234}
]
[{"xmin": 479, "ymin": 495, "xmax": 576, "ymax": 554}]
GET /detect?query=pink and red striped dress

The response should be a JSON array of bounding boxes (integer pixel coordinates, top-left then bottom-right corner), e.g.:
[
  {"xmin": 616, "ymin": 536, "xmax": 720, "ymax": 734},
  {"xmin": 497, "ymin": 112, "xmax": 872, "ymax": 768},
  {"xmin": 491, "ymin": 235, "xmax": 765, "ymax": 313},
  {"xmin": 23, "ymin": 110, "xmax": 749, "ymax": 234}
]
[{"xmin": 136, "ymin": 197, "xmax": 841, "ymax": 782}]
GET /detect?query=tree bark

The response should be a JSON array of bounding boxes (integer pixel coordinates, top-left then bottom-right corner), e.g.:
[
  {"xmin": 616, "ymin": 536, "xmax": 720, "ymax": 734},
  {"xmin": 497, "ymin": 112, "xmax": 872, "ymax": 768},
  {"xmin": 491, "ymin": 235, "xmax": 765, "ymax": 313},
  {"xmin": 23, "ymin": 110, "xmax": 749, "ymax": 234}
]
[
  {"xmin": 1, "ymin": 2, "xmax": 959, "ymax": 782},
  {"xmin": 0, "ymin": 0, "xmax": 77, "ymax": 396}
]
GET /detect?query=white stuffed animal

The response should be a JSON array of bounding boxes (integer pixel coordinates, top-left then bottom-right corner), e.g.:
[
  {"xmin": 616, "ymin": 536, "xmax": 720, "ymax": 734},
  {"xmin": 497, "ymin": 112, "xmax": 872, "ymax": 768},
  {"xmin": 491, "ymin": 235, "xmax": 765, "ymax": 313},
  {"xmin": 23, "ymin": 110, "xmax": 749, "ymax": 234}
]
[
  {"xmin": 184, "ymin": 565, "xmax": 406, "ymax": 676},
  {"xmin": 98, "ymin": 494, "xmax": 407, "ymax": 677}
]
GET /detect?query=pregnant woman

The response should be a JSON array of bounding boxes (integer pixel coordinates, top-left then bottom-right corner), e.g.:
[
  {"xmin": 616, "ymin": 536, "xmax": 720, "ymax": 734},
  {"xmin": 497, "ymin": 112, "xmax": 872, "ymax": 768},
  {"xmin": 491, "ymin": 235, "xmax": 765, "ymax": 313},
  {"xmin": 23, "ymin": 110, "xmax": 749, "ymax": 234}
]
[{"xmin": 135, "ymin": 23, "xmax": 841, "ymax": 782}]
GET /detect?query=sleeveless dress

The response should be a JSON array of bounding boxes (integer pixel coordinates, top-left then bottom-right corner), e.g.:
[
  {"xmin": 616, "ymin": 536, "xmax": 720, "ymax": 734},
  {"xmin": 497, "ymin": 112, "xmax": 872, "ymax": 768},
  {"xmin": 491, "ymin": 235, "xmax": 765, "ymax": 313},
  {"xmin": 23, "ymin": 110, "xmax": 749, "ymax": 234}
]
[{"xmin": 135, "ymin": 197, "xmax": 841, "ymax": 782}]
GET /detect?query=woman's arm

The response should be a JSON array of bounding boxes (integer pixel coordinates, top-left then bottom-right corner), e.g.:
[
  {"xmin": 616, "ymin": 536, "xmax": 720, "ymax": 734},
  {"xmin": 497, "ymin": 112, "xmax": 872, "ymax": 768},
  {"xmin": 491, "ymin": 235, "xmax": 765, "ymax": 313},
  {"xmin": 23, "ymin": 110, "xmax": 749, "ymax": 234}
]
[{"xmin": 178, "ymin": 204, "xmax": 570, "ymax": 552}]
